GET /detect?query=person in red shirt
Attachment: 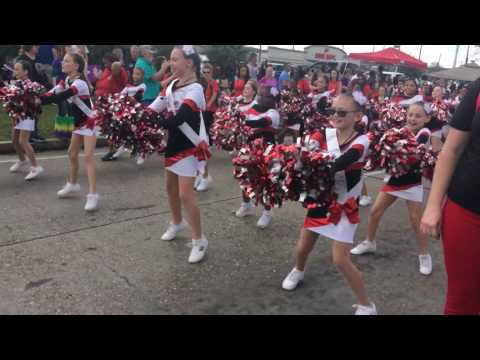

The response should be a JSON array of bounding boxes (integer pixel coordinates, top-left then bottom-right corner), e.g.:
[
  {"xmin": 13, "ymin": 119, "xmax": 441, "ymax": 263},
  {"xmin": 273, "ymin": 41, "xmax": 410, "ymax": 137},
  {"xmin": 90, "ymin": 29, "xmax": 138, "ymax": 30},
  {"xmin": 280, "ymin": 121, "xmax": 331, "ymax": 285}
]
[
  {"xmin": 328, "ymin": 70, "xmax": 342, "ymax": 96},
  {"xmin": 231, "ymin": 64, "xmax": 250, "ymax": 97},
  {"xmin": 295, "ymin": 67, "xmax": 311, "ymax": 95},
  {"xmin": 194, "ymin": 63, "xmax": 218, "ymax": 192},
  {"xmin": 94, "ymin": 53, "xmax": 128, "ymax": 99}
]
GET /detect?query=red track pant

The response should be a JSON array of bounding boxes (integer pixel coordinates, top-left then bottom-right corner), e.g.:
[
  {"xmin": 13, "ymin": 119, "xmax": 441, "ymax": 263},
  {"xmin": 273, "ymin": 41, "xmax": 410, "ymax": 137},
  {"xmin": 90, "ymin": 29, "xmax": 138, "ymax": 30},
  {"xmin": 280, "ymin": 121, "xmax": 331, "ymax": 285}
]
[{"xmin": 442, "ymin": 198, "xmax": 480, "ymax": 315}]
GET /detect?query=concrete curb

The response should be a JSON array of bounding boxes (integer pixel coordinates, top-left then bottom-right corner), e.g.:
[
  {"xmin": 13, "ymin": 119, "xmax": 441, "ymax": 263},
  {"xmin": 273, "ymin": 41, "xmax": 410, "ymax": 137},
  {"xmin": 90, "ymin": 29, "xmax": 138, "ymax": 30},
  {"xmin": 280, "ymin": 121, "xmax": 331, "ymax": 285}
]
[{"xmin": 0, "ymin": 137, "xmax": 109, "ymax": 155}]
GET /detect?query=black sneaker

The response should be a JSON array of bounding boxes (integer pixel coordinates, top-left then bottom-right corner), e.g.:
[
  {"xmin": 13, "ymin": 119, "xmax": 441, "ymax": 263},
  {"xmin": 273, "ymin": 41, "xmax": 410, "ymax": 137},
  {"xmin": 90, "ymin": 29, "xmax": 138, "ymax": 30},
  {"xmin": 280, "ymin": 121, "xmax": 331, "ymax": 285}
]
[
  {"xmin": 102, "ymin": 151, "xmax": 118, "ymax": 162},
  {"xmin": 31, "ymin": 135, "xmax": 47, "ymax": 143}
]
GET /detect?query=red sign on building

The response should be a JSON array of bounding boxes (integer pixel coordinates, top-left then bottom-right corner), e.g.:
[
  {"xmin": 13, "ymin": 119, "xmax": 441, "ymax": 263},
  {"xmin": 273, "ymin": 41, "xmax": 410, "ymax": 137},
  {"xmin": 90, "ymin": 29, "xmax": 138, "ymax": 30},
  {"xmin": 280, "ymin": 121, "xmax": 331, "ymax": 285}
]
[{"xmin": 315, "ymin": 52, "xmax": 336, "ymax": 60}]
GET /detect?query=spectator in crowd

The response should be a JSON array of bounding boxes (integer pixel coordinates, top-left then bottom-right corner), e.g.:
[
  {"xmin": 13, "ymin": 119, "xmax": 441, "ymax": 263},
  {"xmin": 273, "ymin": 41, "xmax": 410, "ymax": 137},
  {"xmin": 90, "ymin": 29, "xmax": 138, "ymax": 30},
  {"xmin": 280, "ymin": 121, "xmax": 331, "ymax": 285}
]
[
  {"xmin": 231, "ymin": 64, "xmax": 250, "ymax": 97},
  {"xmin": 52, "ymin": 46, "xmax": 65, "ymax": 85},
  {"xmin": 126, "ymin": 45, "xmax": 139, "ymax": 82},
  {"xmin": 259, "ymin": 64, "xmax": 278, "ymax": 89},
  {"xmin": 295, "ymin": 67, "xmax": 310, "ymax": 96},
  {"xmin": 152, "ymin": 56, "xmax": 174, "ymax": 90},
  {"xmin": 328, "ymin": 69, "xmax": 342, "ymax": 95},
  {"xmin": 135, "ymin": 45, "xmax": 160, "ymax": 105},
  {"xmin": 112, "ymin": 48, "xmax": 125, "ymax": 65},
  {"xmin": 94, "ymin": 53, "xmax": 128, "ymax": 99},
  {"xmin": 247, "ymin": 52, "xmax": 258, "ymax": 80},
  {"xmin": 258, "ymin": 59, "xmax": 268, "ymax": 80},
  {"xmin": 278, "ymin": 63, "xmax": 291, "ymax": 92},
  {"xmin": 36, "ymin": 45, "xmax": 56, "ymax": 87}
]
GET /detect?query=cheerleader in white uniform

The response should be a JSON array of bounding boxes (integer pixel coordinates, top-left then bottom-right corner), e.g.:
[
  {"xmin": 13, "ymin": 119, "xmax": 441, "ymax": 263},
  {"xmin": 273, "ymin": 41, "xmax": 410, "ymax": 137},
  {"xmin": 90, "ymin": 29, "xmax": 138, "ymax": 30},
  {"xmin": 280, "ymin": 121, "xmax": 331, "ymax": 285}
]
[
  {"xmin": 8, "ymin": 60, "xmax": 44, "ymax": 181},
  {"xmin": 234, "ymin": 85, "xmax": 280, "ymax": 229},
  {"xmin": 148, "ymin": 45, "xmax": 209, "ymax": 264},
  {"xmin": 236, "ymin": 80, "xmax": 257, "ymax": 113},
  {"xmin": 351, "ymin": 102, "xmax": 433, "ymax": 276},
  {"xmin": 105, "ymin": 67, "xmax": 147, "ymax": 161},
  {"xmin": 391, "ymin": 78, "xmax": 423, "ymax": 107},
  {"xmin": 40, "ymin": 53, "xmax": 99, "ymax": 212},
  {"xmin": 282, "ymin": 94, "xmax": 377, "ymax": 315}
]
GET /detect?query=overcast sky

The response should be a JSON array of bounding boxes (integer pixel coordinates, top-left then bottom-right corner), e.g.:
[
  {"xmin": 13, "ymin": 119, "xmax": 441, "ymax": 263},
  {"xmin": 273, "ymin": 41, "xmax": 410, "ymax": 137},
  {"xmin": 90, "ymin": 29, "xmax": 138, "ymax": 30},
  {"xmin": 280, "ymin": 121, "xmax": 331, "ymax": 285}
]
[{"xmin": 246, "ymin": 45, "xmax": 479, "ymax": 68}]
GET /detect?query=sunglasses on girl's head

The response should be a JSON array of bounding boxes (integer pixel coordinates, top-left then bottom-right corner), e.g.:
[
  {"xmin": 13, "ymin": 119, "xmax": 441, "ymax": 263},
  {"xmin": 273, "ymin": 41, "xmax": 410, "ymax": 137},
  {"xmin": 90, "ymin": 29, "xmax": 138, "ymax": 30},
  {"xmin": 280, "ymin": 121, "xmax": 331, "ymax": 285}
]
[{"xmin": 326, "ymin": 108, "xmax": 357, "ymax": 117}]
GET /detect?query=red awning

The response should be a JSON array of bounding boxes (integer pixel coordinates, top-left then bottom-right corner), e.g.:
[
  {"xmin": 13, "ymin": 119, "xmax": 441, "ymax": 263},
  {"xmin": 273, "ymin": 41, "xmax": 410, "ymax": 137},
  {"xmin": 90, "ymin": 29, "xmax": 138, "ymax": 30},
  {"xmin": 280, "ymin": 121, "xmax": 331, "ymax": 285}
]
[{"xmin": 348, "ymin": 47, "xmax": 427, "ymax": 70}]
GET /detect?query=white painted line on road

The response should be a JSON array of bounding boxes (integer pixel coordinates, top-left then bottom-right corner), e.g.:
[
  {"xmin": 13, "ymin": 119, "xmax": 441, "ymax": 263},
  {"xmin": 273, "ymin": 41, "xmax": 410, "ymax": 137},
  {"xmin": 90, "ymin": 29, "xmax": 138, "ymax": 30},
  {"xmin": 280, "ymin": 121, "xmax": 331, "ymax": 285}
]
[{"xmin": 0, "ymin": 152, "xmax": 108, "ymax": 164}]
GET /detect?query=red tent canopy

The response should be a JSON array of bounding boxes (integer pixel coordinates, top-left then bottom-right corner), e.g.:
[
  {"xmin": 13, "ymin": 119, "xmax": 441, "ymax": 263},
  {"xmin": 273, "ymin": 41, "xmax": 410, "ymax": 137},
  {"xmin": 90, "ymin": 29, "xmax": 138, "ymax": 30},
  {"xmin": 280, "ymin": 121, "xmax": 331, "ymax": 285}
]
[{"xmin": 348, "ymin": 47, "xmax": 427, "ymax": 70}]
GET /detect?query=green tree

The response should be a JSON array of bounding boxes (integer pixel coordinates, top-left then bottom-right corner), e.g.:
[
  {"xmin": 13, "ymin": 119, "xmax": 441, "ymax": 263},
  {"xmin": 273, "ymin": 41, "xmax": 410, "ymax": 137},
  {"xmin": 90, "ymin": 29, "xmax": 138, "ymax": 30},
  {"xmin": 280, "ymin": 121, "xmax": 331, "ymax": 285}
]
[{"xmin": 205, "ymin": 45, "xmax": 249, "ymax": 76}]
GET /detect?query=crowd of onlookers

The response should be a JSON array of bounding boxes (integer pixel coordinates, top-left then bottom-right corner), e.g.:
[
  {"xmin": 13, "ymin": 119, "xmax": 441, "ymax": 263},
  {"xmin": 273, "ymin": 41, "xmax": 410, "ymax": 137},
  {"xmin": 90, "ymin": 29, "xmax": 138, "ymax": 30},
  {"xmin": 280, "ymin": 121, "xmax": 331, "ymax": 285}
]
[{"xmin": 0, "ymin": 45, "xmax": 472, "ymax": 144}]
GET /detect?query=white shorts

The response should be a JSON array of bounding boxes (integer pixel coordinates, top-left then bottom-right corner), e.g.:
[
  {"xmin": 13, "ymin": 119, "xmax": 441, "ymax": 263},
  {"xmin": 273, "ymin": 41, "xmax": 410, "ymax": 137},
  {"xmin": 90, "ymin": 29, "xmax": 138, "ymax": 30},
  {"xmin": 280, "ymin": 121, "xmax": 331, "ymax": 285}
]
[
  {"xmin": 166, "ymin": 155, "xmax": 199, "ymax": 177},
  {"xmin": 73, "ymin": 125, "xmax": 100, "ymax": 137},
  {"xmin": 15, "ymin": 118, "xmax": 35, "ymax": 132},
  {"xmin": 307, "ymin": 216, "xmax": 358, "ymax": 244},
  {"xmin": 383, "ymin": 184, "xmax": 424, "ymax": 203}
]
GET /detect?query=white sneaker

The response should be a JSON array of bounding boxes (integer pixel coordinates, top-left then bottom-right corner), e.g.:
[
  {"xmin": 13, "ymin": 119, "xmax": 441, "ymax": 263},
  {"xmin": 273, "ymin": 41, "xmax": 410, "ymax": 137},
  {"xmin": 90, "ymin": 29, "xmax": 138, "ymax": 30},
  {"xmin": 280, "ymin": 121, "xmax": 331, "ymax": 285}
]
[
  {"xmin": 257, "ymin": 210, "xmax": 272, "ymax": 229},
  {"xmin": 24, "ymin": 166, "xmax": 44, "ymax": 181},
  {"xmin": 57, "ymin": 182, "xmax": 81, "ymax": 198},
  {"xmin": 351, "ymin": 240, "xmax": 376, "ymax": 255},
  {"xmin": 235, "ymin": 203, "xmax": 255, "ymax": 218},
  {"xmin": 359, "ymin": 195, "xmax": 372, "ymax": 207},
  {"xmin": 419, "ymin": 254, "xmax": 433, "ymax": 275},
  {"xmin": 136, "ymin": 156, "xmax": 145, "ymax": 166},
  {"xmin": 353, "ymin": 302, "xmax": 377, "ymax": 315},
  {"xmin": 196, "ymin": 175, "xmax": 212, "ymax": 192},
  {"xmin": 84, "ymin": 193, "xmax": 99, "ymax": 212},
  {"xmin": 161, "ymin": 218, "xmax": 189, "ymax": 241},
  {"xmin": 282, "ymin": 268, "xmax": 305, "ymax": 291},
  {"xmin": 194, "ymin": 175, "xmax": 202, "ymax": 190},
  {"xmin": 9, "ymin": 160, "xmax": 29, "ymax": 173},
  {"xmin": 188, "ymin": 237, "xmax": 208, "ymax": 264},
  {"xmin": 113, "ymin": 146, "xmax": 126, "ymax": 159}
]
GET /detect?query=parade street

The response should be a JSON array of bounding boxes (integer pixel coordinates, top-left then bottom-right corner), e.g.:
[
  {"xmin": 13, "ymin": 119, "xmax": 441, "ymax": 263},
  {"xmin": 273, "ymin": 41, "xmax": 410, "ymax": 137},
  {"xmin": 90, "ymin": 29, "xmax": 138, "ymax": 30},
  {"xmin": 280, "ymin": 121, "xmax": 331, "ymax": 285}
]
[{"xmin": 0, "ymin": 149, "xmax": 445, "ymax": 315}]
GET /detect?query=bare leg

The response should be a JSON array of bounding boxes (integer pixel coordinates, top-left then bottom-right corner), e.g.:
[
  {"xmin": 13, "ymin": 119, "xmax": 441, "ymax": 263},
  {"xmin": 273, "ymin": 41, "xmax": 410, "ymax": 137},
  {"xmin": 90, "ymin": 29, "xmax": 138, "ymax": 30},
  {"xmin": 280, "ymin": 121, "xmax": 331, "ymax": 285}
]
[
  {"xmin": 67, "ymin": 134, "xmax": 82, "ymax": 184},
  {"xmin": 165, "ymin": 170, "xmax": 182, "ymax": 225},
  {"xmin": 179, "ymin": 175, "xmax": 202, "ymax": 239},
  {"xmin": 362, "ymin": 183, "xmax": 368, "ymax": 197},
  {"xmin": 406, "ymin": 200, "xmax": 429, "ymax": 255},
  {"xmin": 83, "ymin": 135, "xmax": 97, "ymax": 194},
  {"xmin": 332, "ymin": 241, "xmax": 370, "ymax": 306},
  {"xmin": 12, "ymin": 128, "xmax": 25, "ymax": 161},
  {"xmin": 367, "ymin": 192, "xmax": 397, "ymax": 241},
  {"xmin": 202, "ymin": 163, "xmax": 209, "ymax": 179},
  {"xmin": 295, "ymin": 229, "xmax": 319, "ymax": 271},
  {"xmin": 18, "ymin": 130, "xmax": 37, "ymax": 167}
]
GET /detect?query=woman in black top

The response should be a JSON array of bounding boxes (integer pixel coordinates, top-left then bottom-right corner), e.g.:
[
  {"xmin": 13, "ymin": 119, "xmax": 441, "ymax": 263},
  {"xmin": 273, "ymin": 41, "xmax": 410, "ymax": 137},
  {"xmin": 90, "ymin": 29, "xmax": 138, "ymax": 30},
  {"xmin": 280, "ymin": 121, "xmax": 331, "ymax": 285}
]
[{"xmin": 421, "ymin": 77, "xmax": 480, "ymax": 315}]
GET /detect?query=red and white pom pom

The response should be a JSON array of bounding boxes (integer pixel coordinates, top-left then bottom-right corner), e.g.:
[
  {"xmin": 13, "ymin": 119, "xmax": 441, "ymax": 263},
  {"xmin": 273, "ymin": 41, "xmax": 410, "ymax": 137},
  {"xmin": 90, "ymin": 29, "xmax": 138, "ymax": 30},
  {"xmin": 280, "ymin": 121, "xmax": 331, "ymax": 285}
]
[
  {"xmin": 374, "ymin": 127, "xmax": 420, "ymax": 178},
  {"xmin": 0, "ymin": 79, "xmax": 45, "ymax": 123},
  {"xmin": 211, "ymin": 96, "xmax": 253, "ymax": 151},
  {"xmin": 95, "ymin": 93, "xmax": 166, "ymax": 157}
]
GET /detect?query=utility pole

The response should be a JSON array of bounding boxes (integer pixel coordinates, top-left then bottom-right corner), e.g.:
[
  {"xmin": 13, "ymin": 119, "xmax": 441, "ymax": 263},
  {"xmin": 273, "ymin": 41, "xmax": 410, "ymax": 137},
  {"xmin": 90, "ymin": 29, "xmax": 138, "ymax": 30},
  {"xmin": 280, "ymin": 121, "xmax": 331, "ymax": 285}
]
[
  {"xmin": 453, "ymin": 45, "xmax": 460, "ymax": 68},
  {"xmin": 259, "ymin": 45, "xmax": 262, "ymax": 64},
  {"xmin": 466, "ymin": 45, "xmax": 470, "ymax": 64},
  {"xmin": 418, "ymin": 45, "xmax": 423, "ymax": 60}
]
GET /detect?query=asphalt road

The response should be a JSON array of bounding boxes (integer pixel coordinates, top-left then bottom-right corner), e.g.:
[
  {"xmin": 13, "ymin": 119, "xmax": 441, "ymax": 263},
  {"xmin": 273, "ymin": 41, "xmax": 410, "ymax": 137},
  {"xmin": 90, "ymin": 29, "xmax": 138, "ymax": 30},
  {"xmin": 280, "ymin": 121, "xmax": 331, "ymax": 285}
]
[{"xmin": 0, "ymin": 148, "xmax": 445, "ymax": 315}]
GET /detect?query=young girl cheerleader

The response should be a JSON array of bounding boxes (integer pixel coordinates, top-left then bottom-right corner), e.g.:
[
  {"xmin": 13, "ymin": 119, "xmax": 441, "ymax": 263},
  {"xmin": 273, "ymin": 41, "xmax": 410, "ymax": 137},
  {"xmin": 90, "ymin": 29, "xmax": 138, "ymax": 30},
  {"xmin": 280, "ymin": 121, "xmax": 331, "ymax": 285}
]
[
  {"xmin": 234, "ymin": 85, "xmax": 280, "ymax": 229},
  {"xmin": 193, "ymin": 63, "xmax": 218, "ymax": 192},
  {"xmin": 147, "ymin": 45, "xmax": 209, "ymax": 264},
  {"xmin": 236, "ymin": 80, "xmax": 257, "ymax": 113},
  {"xmin": 281, "ymin": 94, "xmax": 377, "ymax": 315},
  {"xmin": 105, "ymin": 67, "xmax": 147, "ymax": 161},
  {"xmin": 391, "ymin": 78, "xmax": 423, "ymax": 106},
  {"xmin": 8, "ymin": 60, "xmax": 44, "ymax": 181},
  {"xmin": 40, "ymin": 53, "xmax": 99, "ymax": 212},
  {"xmin": 351, "ymin": 102, "xmax": 433, "ymax": 276}
]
